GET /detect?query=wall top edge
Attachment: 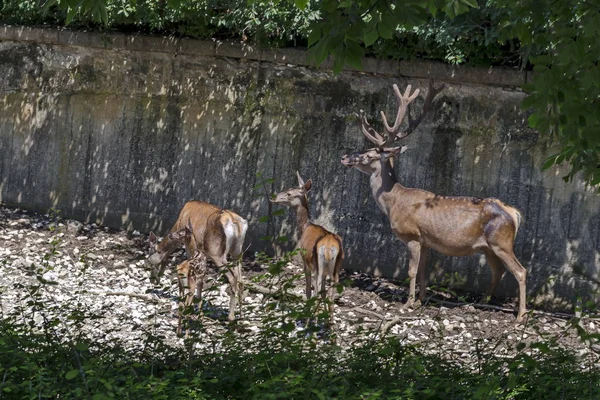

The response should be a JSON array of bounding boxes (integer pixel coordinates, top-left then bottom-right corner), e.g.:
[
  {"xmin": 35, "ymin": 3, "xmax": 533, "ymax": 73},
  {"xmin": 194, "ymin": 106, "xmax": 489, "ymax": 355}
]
[{"xmin": 0, "ymin": 24, "xmax": 527, "ymax": 88}]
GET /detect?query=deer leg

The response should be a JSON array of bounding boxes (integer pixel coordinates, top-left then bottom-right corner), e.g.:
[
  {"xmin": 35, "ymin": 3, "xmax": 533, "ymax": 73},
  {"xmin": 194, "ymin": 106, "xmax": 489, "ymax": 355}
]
[
  {"xmin": 417, "ymin": 247, "xmax": 429, "ymax": 303},
  {"xmin": 328, "ymin": 270, "xmax": 339, "ymax": 326},
  {"xmin": 151, "ymin": 262, "xmax": 168, "ymax": 286},
  {"xmin": 482, "ymin": 250, "xmax": 506, "ymax": 302},
  {"xmin": 177, "ymin": 274, "xmax": 185, "ymax": 336},
  {"xmin": 405, "ymin": 241, "xmax": 422, "ymax": 308},
  {"xmin": 184, "ymin": 271, "xmax": 197, "ymax": 338},
  {"xmin": 316, "ymin": 268, "xmax": 325, "ymax": 301},
  {"xmin": 176, "ymin": 263, "xmax": 189, "ymax": 336},
  {"xmin": 234, "ymin": 260, "xmax": 244, "ymax": 318},
  {"xmin": 304, "ymin": 262, "xmax": 313, "ymax": 299},
  {"xmin": 490, "ymin": 246, "xmax": 527, "ymax": 323},
  {"xmin": 224, "ymin": 270, "xmax": 238, "ymax": 321}
]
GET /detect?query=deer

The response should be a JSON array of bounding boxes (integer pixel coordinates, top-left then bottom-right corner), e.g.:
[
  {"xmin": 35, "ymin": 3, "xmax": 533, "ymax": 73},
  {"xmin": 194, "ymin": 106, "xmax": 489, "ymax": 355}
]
[
  {"xmin": 340, "ymin": 81, "xmax": 527, "ymax": 322},
  {"xmin": 270, "ymin": 172, "xmax": 344, "ymax": 323},
  {"xmin": 166, "ymin": 225, "xmax": 209, "ymax": 337},
  {"xmin": 147, "ymin": 200, "xmax": 248, "ymax": 322}
]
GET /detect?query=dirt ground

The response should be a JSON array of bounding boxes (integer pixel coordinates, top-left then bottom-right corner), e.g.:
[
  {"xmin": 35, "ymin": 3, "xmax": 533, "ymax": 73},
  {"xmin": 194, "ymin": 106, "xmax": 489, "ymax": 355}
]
[{"xmin": 1, "ymin": 204, "xmax": 598, "ymax": 363}]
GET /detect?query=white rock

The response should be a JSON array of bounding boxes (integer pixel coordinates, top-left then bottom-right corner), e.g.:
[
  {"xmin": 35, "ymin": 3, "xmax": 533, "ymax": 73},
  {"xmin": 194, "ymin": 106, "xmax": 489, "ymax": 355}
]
[{"xmin": 42, "ymin": 271, "xmax": 58, "ymax": 281}]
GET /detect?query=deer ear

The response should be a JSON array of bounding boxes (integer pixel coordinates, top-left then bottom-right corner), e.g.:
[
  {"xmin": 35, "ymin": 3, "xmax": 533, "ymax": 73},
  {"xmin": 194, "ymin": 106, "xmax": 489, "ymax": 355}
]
[
  {"xmin": 296, "ymin": 171, "xmax": 305, "ymax": 187},
  {"xmin": 383, "ymin": 146, "xmax": 408, "ymax": 160},
  {"xmin": 304, "ymin": 179, "xmax": 312, "ymax": 192},
  {"xmin": 149, "ymin": 232, "xmax": 157, "ymax": 244}
]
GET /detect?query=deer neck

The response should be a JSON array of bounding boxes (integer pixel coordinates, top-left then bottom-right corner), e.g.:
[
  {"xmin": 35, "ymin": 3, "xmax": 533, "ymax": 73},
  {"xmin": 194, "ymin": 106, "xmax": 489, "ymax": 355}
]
[
  {"xmin": 370, "ymin": 158, "xmax": 404, "ymax": 217},
  {"xmin": 292, "ymin": 197, "xmax": 312, "ymax": 234}
]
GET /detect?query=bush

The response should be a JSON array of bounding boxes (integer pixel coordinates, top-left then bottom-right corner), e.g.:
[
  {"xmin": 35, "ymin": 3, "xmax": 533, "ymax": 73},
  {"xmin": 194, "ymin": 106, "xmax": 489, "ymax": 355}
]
[{"xmin": 1, "ymin": 0, "xmax": 519, "ymax": 67}]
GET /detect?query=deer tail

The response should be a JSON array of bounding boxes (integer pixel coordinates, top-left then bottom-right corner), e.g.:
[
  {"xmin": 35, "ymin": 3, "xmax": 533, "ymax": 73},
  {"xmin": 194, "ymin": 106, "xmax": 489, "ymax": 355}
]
[{"xmin": 504, "ymin": 205, "xmax": 523, "ymax": 237}]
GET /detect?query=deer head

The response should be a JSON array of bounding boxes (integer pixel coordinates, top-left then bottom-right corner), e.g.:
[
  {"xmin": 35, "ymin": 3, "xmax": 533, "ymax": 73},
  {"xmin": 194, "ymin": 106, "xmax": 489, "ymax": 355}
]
[
  {"xmin": 147, "ymin": 220, "xmax": 193, "ymax": 266},
  {"xmin": 270, "ymin": 171, "xmax": 313, "ymax": 207},
  {"xmin": 341, "ymin": 81, "xmax": 444, "ymax": 175}
]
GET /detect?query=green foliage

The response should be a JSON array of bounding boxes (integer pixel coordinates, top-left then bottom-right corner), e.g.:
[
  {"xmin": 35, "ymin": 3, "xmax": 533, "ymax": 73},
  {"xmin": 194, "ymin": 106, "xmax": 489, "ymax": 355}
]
[
  {"xmin": 2, "ymin": 0, "xmax": 319, "ymax": 47},
  {"xmin": 495, "ymin": 0, "xmax": 600, "ymax": 187},
  {"xmin": 308, "ymin": 0, "xmax": 478, "ymax": 72}
]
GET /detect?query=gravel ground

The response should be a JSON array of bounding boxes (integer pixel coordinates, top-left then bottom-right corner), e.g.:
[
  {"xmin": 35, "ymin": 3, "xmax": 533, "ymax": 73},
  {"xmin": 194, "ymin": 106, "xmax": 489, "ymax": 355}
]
[{"xmin": 1, "ymin": 205, "xmax": 598, "ymax": 364}]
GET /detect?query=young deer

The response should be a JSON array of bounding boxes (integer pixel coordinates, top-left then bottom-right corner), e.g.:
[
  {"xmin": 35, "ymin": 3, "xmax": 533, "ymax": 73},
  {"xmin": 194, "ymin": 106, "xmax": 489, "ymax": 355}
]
[
  {"xmin": 164, "ymin": 225, "xmax": 208, "ymax": 336},
  {"xmin": 148, "ymin": 200, "xmax": 248, "ymax": 321},
  {"xmin": 341, "ymin": 81, "xmax": 527, "ymax": 322},
  {"xmin": 271, "ymin": 172, "xmax": 344, "ymax": 322}
]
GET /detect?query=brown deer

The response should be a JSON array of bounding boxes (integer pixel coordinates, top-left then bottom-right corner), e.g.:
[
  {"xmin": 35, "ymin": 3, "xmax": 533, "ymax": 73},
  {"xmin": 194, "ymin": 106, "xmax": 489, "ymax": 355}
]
[
  {"xmin": 147, "ymin": 200, "xmax": 248, "ymax": 321},
  {"xmin": 271, "ymin": 172, "xmax": 344, "ymax": 322},
  {"xmin": 340, "ymin": 82, "xmax": 527, "ymax": 322},
  {"xmin": 165, "ymin": 225, "xmax": 209, "ymax": 337}
]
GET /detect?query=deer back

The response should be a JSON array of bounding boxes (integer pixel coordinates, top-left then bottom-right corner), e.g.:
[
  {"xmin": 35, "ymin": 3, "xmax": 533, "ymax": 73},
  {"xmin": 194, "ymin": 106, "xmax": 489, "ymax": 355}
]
[
  {"xmin": 299, "ymin": 224, "xmax": 343, "ymax": 269},
  {"xmin": 201, "ymin": 209, "xmax": 248, "ymax": 261}
]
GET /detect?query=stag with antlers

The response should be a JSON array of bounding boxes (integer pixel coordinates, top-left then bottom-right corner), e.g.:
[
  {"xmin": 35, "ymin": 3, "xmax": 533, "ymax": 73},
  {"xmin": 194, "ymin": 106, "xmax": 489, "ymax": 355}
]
[{"xmin": 341, "ymin": 82, "xmax": 527, "ymax": 322}]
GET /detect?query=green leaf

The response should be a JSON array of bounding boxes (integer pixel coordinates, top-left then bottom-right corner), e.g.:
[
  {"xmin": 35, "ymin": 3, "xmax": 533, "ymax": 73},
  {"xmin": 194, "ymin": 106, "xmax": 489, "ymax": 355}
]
[
  {"xmin": 272, "ymin": 209, "xmax": 285, "ymax": 216},
  {"xmin": 65, "ymin": 369, "xmax": 79, "ymax": 380},
  {"xmin": 65, "ymin": 7, "xmax": 78, "ymax": 25},
  {"xmin": 294, "ymin": 0, "xmax": 308, "ymax": 10},
  {"xmin": 363, "ymin": 27, "xmax": 379, "ymax": 47},
  {"xmin": 41, "ymin": 0, "xmax": 58, "ymax": 16},
  {"xmin": 559, "ymin": 114, "xmax": 567, "ymax": 125},
  {"xmin": 345, "ymin": 40, "xmax": 364, "ymax": 70},
  {"xmin": 542, "ymin": 155, "xmax": 558, "ymax": 170},
  {"xmin": 309, "ymin": 36, "xmax": 331, "ymax": 65},
  {"xmin": 75, "ymin": 342, "xmax": 88, "ymax": 351},
  {"xmin": 377, "ymin": 19, "xmax": 395, "ymax": 40},
  {"xmin": 460, "ymin": 0, "xmax": 479, "ymax": 8},
  {"xmin": 332, "ymin": 53, "xmax": 346, "ymax": 74},
  {"xmin": 281, "ymin": 322, "xmax": 295, "ymax": 332},
  {"xmin": 307, "ymin": 28, "xmax": 322, "ymax": 47},
  {"xmin": 258, "ymin": 216, "xmax": 269, "ymax": 223},
  {"xmin": 531, "ymin": 54, "xmax": 552, "ymax": 66},
  {"xmin": 521, "ymin": 95, "xmax": 537, "ymax": 109}
]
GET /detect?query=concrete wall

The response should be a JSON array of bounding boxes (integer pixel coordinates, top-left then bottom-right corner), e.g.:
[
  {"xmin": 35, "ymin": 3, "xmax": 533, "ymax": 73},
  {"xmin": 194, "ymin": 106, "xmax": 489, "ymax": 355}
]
[{"xmin": 1, "ymin": 25, "xmax": 598, "ymax": 311}]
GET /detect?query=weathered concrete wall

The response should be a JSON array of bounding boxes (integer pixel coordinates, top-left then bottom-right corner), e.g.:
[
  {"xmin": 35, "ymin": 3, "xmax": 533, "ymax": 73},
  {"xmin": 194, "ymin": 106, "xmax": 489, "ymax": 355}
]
[{"xmin": 1, "ymin": 25, "xmax": 598, "ymax": 311}]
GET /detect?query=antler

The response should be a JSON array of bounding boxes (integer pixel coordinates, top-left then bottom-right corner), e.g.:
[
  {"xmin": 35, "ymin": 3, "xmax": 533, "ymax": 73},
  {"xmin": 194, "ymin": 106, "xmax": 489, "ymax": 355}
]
[
  {"xmin": 356, "ymin": 109, "xmax": 386, "ymax": 148},
  {"xmin": 356, "ymin": 81, "xmax": 444, "ymax": 149},
  {"xmin": 380, "ymin": 84, "xmax": 420, "ymax": 143},
  {"xmin": 400, "ymin": 80, "xmax": 445, "ymax": 140}
]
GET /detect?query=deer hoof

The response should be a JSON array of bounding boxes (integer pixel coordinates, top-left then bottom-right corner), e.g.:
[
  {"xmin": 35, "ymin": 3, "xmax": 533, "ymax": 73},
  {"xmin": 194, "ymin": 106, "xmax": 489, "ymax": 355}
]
[{"xmin": 402, "ymin": 300, "xmax": 415, "ymax": 310}]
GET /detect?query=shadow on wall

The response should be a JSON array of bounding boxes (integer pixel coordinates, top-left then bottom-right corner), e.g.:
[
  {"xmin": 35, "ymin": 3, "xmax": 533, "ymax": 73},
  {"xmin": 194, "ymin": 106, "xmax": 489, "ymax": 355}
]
[{"xmin": 0, "ymin": 39, "xmax": 599, "ymax": 312}]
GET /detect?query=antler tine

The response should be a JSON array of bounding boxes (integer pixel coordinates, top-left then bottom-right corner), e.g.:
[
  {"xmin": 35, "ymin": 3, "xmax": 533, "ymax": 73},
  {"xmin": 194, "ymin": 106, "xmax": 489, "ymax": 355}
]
[
  {"xmin": 380, "ymin": 84, "xmax": 421, "ymax": 143},
  {"xmin": 356, "ymin": 109, "xmax": 386, "ymax": 148},
  {"xmin": 400, "ymin": 80, "xmax": 445, "ymax": 140}
]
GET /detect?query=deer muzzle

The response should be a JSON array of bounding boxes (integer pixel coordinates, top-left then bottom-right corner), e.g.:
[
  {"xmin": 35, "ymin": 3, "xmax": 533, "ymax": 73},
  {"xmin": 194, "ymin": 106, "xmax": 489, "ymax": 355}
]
[{"xmin": 340, "ymin": 154, "xmax": 355, "ymax": 167}]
